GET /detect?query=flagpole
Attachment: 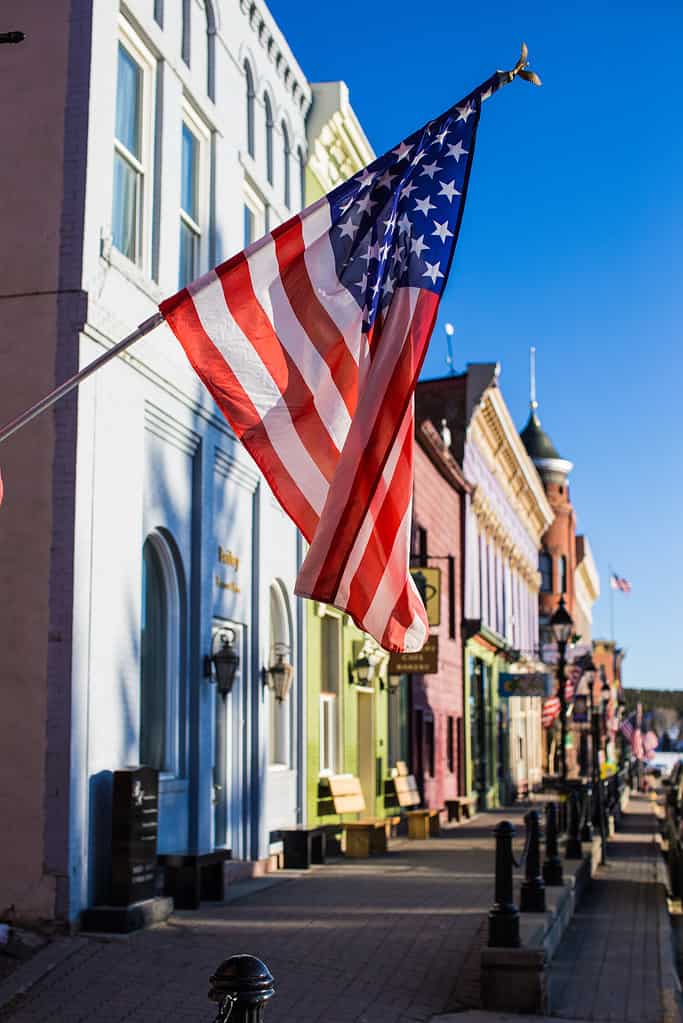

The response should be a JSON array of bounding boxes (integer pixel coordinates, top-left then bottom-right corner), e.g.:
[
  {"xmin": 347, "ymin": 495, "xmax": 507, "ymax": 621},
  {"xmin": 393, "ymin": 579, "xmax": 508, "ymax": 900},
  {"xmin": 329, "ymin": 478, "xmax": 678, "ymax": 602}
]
[
  {"xmin": 0, "ymin": 312, "xmax": 163, "ymax": 446},
  {"xmin": 608, "ymin": 563, "xmax": 615, "ymax": 642}
]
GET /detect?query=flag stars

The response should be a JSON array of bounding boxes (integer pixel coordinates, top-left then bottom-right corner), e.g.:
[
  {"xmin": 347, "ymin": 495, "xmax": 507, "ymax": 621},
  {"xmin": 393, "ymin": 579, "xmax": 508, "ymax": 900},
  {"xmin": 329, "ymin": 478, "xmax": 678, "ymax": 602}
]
[
  {"xmin": 456, "ymin": 101, "xmax": 475, "ymax": 123},
  {"xmin": 410, "ymin": 234, "xmax": 429, "ymax": 258},
  {"xmin": 355, "ymin": 193, "xmax": 378, "ymax": 216},
  {"xmin": 354, "ymin": 273, "xmax": 368, "ymax": 293},
  {"xmin": 337, "ymin": 217, "xmax": 358, "ymax": 240},
  {"xmin": 384, "ymin": 212, "xmax": 398, "ymax": 233},
  {"xmin": 422, "ymin": 260, "xmax": 444, "ymax": 285},
  {"xmin": 414, "ymin": 195, "xmax": 436, "ymax": 216},
  {"xmin": 432, "ymin": 127, "xmax": 449, "ymax": 147},
  {"xmin": 420, "ymin": 160, "xmax": 442, "ymax": 180},
  {"xmin": 360, "ymin": 242, "xmax": 379, "ymax": 264},
  {"xmin": 397, "ymin": 212, "xmax": 412, "ymax": 234},
  {"xmin": 376, "ymin": 168, "xmax": 395, "ymax": 190},
  {"xmin": 392, "ymin": 141, "xmax": 412, "ymax": 161},
  {"xmin": 438, "ymin": 179, "xmax": 461, "ymax": 202},
  {"xmin": 400, "ymin": 180, "xmax": 418, "ymax": 200},
  {"xmin": 446, "ymin": 140, "xmax": 468, "ymax": 162},
  {"xmin": 356, "ymin": 168, "xmax": 375, "ymax": 190},
  {"xmin": 432, "ymin": 219, "xmax": 453, "ymax": 243}
]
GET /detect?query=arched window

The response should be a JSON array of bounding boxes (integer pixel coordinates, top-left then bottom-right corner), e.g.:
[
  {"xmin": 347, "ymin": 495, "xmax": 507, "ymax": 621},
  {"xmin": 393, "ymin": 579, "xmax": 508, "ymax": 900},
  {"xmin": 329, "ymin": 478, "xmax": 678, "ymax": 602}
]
[
  {"xmin": 281, "ymin": 120, "xmax": 291, "ymax": 208},
  {"xmin": 140, "ymin": 533, "xmax": 184, "ymax": 774},
  {"xmin": 559, "ymin": 554, "xmax": 567, "ymax": 594},
  {"xmin": 539, "ymin": 551, "xmax": 552, "ymax": 593},
  {"xmin": 268, "ymin": 581, "xmax": 293, "ymax": 767},
  {"xmin": 244, "ymin": 60, "xmax": 255, "ymax": 158},
  {"xmin": 264, "ymin": 92, "xmax": 274, "ymax": 184},
  {"xmin": 297, "ymin": 146, "xmax": 306, "ymax": 209}
]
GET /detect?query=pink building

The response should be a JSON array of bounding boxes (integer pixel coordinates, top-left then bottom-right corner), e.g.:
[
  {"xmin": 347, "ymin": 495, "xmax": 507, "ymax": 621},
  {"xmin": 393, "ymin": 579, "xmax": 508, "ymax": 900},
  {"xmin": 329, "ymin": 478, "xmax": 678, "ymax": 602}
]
[{"xmin": 409, "ymin": 419, "xmax": 470, "ymax": 809}]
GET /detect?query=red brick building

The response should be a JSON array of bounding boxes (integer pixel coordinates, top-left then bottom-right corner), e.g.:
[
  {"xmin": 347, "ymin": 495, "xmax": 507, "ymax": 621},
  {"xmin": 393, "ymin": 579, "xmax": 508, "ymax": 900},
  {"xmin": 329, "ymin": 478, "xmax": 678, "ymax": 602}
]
[
  {"xmin": 520, "ymin": 404, "xmax": 576, "ymax": 635},
  {"xmin": 408, "ymin": 418, "xmax": 470, "ymax": 808}
]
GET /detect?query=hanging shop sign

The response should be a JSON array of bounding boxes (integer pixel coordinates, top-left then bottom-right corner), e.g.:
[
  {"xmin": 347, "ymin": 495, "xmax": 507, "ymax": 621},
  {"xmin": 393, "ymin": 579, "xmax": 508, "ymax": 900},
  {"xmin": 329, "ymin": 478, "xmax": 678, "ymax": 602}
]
[
  {"xmin": 389, "ymin": 635, "xmax": 439, "ymax": 675},
  {"xmin": 498, "ymin": 671, "xmax": 553, "ymax": 698},
  {"xmin": 409, "ymin": 566, "xmax": 441, "ymax": 626}
]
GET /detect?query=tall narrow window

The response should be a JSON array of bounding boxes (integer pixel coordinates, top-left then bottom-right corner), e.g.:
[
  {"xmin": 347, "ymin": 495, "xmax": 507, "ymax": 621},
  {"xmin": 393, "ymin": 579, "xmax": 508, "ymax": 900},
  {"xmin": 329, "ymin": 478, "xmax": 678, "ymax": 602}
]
[
  {"xmin": 425, "ymin": 716, "xmax": 435, "ymax": 777},
  {"xmin": 539, "ymin": 551, "xmax": 552, "ymax": 593},
  {"xmin": 181, "ymin": 0, "xmax": 190, "ymax": 65},
  {"xmin": 320, "ymin": 614, "xmax": 341, "ymax": 775},
  {"xmin": 264, "ymin": 93, "xmax": 274, "ymax": 184},
  {"xmin": 298, "ymin": 146, "xmax": 306, "ymax": 209},
  {"xmin": 244, "ymin": 60, "xmax": 255, "ymax": 158},
  {"xmin": 447, "ymin": 716, "xmax": 455, "ymax": 773},
  {"xmin": 282, "ymin": 120, "xmax": 291, "ymax": 208},
  {"xmin": 243, "ymin": 205, "xmax": 255, "ymax": 247},
  {"xmin": 113, "ymin": 43, "xmax": 143, "ymax": 263},
  {"xmin": 559, "ymin": 555, "xmax": 567, "ymax": 594},
  {"xmin": 141, "ymin": 540, "xmax": 167, "ymax": 770},
  {"xmin": 268, "ymin": 582, "xmax": 293, "ymax": 768},
  {"xmin": 179, "ymin": 122, "xmax": 200, "ymax": 287}
]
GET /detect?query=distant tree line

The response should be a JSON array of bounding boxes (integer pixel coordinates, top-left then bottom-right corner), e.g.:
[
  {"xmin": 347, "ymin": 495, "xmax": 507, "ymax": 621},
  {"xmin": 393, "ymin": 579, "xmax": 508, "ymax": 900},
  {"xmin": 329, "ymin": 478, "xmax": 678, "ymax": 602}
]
[{"xmin": 623, "ymin": 688, "xmax": 683, "ymax": 715}]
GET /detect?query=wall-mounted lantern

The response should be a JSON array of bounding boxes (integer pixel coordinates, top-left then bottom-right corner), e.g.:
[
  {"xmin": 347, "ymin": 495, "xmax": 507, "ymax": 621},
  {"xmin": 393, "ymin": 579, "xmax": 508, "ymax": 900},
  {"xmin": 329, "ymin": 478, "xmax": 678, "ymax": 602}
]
[
  {"xmin": 263, "ymin": 643, "xmax": 295, "ymax": 703},
  {"xmin": 349, "ymin": 639, "xmax": 388, "ymax": 688},
  {"xmin": 204, "ymin": 627, "xmax": 240, "ymax": 697}
]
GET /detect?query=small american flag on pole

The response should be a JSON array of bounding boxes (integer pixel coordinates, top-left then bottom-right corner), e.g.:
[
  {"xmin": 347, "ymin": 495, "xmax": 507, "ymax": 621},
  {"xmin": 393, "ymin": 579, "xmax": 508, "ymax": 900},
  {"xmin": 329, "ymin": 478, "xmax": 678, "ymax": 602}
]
[
  {"xmin": 610, "ymin": 573, "xmax": 631, "ymax": 593},
  {"xmin": 160, "ymin": 74, "xmax": 507, "ymax": 652},
  {"xmin": 542, "ymin": 696, "xmax": 561, "ymax": 728}
]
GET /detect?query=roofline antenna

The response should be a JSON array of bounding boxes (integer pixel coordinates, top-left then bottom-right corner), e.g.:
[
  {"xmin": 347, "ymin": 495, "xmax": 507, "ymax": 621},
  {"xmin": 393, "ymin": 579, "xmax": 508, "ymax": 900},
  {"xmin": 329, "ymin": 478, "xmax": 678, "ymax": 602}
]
[{"xmin": 445, "ymin": 322, "xmax": 456, "ymax": 376}]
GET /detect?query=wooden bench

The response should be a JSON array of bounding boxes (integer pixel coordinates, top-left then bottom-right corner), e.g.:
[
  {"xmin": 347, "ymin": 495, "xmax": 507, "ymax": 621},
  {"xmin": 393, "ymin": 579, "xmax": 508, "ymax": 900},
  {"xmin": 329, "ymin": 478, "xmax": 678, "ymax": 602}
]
[
  {"xmin": 158, "ymin": 848, "xmax": 231, "ymax": 909},
  {"xmin": 280, "ymin": 826, "xmax": 326, "ymax": 869},
  {"xmin": 445, "ymin": 795, "xmax": 477, "ymax": 823},
  {"xmin": 392, "ymin": 765, "xmax": 441, "ymax": 839},
  {"xmin": 326, "ymin": 775, "xmax": 394, "ymax": 857}
]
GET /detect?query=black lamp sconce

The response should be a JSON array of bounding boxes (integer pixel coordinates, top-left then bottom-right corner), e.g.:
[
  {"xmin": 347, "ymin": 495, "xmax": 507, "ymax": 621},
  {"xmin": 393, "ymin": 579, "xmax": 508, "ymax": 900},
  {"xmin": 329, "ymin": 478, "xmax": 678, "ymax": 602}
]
[{"xmin": 204, "ymin": 627, "xmax": 240, "ymax": 697}]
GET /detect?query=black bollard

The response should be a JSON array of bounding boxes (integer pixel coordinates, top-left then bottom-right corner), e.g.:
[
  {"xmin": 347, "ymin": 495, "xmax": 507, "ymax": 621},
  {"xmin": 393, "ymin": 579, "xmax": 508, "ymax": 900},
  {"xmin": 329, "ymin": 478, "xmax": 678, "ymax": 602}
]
[
  {"xmin": 580, "ymin": 785, "xmax": 593, "ymax": 843},
  {"xmin": 488, "ymin": 820, "xmax": 520, "ymax": 947},
  {"xmin": 565, "ymin": 790, "xmax": 583, "ymax": 859},
  {"xmin": 520, "ymin": 809, "xmax": 546, "ymax": 913},
  {"xmin": 209, "ymin": 955, "xmax": 275, "ymax": 1023},
  {"xmin": 542, "ymin": 802, "xmax": 563, "ymax": 886}
]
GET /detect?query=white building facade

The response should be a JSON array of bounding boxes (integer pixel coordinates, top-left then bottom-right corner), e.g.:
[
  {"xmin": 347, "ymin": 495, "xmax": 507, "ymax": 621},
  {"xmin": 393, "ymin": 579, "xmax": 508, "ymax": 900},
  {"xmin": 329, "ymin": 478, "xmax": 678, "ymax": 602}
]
[{"xmin": 0, "ymin": 0, "xmax": 310, "ymax": 925}]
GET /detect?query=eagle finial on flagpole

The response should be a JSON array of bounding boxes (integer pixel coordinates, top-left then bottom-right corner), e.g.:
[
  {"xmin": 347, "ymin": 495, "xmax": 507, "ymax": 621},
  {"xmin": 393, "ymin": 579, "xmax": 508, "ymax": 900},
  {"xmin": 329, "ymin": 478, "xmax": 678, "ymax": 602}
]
[{"xmin": 502, "ymin": 42, "xmax": 542, "ymax": 87}]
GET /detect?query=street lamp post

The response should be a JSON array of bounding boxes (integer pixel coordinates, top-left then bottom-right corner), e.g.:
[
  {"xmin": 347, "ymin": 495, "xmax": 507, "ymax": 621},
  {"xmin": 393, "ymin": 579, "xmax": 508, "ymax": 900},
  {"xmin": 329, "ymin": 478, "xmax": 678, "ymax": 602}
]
[{"xmin": 550, "ymin": 596, "xmax": 574, "ymax": 785}]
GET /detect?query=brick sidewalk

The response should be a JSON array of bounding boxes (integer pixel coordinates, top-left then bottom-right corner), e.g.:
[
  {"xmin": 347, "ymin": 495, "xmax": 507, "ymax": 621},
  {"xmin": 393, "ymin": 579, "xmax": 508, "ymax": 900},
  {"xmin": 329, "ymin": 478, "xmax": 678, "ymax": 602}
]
[
  {"xmin": 549, "ymin": 791, "xmax": 679, "ymax": 1023},
  {"xmin": 1, "ymin": 796, "xmax": 678, "ymax": 1023},
  {"xmin": 0, "ymin": 809, "xmax": 526, "ymax": 1023}
]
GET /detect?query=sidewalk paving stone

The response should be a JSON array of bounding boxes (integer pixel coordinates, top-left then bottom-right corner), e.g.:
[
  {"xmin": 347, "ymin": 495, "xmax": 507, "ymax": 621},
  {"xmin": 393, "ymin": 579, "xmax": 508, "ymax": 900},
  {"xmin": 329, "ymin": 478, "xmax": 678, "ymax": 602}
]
[{"xmin": 0, "ymin": 795, "xmax": 678, "ymax": 1023}]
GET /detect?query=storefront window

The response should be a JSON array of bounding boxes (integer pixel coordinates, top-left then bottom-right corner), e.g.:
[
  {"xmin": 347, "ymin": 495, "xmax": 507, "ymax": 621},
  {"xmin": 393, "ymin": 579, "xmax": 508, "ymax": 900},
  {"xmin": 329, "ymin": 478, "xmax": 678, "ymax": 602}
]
[{"xmin": 319, "ymin": 614, "xmax": 341, "ymax": 775}]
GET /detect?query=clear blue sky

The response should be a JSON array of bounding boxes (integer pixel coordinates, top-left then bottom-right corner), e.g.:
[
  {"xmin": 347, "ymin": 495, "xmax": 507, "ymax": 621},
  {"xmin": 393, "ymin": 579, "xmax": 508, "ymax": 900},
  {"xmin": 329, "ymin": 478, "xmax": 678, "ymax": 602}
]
[{"xmin": 269, "ymin": 0, "xmax": 683, "ymax": 689}]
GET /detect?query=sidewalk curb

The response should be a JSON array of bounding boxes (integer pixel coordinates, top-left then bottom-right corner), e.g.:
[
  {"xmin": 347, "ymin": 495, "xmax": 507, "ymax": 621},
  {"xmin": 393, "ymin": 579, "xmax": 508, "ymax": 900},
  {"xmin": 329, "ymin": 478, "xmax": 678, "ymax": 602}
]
[
  {"xmin": 0, "ymin": 937, "xmax": 88, "ymax": 1014},
  {"xmin": 655, "ymin": 853, "xmax": 683, "ymax": 1023}
]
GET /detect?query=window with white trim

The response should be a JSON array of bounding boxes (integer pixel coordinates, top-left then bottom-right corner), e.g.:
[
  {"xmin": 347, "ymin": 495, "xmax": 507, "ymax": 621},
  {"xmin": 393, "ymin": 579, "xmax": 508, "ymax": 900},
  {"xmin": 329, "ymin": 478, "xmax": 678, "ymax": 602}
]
[
  {"xmin": 281, "ymin": 120, "xmax": 291, "ymax": 208},
  {"xmin": 179, "ymin": 122, "xmax": 200, "ymax": 287},
  {"xmin": 319, "ymin": 613, "xmax": 341, "ymax": 775},
  {"xmin": 264, "ymin": 92, "xmax": 274, "ymax": 185},
  {"xmin": 244, "ymin": 60, "xmax": 255, "ymax": 158},
  {"xmin": 112, "ymin": 26, "xmax": 154, "ymax": 268},
  {"xmin": 243, "ymin": 184, "xmax": 264, "ymax": 248}
]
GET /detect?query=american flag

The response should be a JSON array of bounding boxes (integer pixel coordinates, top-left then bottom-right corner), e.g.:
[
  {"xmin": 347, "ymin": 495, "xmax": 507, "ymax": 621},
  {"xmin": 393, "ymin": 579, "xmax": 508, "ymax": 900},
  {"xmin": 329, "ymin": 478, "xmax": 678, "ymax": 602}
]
[
  {"xmin": 160, "ymin": 74, "xmax": 506, "ymax": 652},
  {"xmin": 542, "ymin": 696, "xmax": 561, "ymax": 728},
  {"xmin": 610, "ymin": 573, "xmax": 631, "ymax": 593},
  {"xmin": 620, "ymin": 713, "xmax": 635, "ymax": 743}
]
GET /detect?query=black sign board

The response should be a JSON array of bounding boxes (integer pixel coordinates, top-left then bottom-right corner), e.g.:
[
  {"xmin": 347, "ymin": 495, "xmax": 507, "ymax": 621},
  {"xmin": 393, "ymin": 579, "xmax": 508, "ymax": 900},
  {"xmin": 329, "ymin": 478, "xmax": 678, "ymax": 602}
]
[
  {"xmin": 388, "ymin": 635, "xmax": 439, "ymax": 675},
  {"xmin": 110, "ymin": 766, "xmax": 159, "ymax": 906}
]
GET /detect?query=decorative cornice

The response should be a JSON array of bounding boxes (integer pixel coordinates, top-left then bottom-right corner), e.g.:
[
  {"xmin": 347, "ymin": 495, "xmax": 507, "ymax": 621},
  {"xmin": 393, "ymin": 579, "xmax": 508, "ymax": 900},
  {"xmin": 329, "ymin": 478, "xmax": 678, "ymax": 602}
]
[
  {"xmin": 471, "ymin": 386, "xmax": 553, "ymax": 543},
  {"xmin": 214, "ymin": 445, "xmax": 260, "ymax": 493},
  {"xmin": 239, "ymin": 0, "xmax": 312, "ymax": 115},
  {"xmin": 144, "ymin": 402, "xmax": 201, "ymax": 456}
]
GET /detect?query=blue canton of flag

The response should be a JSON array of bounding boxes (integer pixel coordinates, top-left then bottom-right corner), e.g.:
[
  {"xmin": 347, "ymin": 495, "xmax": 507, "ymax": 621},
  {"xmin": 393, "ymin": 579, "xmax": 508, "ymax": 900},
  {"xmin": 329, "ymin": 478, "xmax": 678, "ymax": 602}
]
[{"xmin": 326, "ymin": 74, "xmax": 501, "ymax": 336}]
